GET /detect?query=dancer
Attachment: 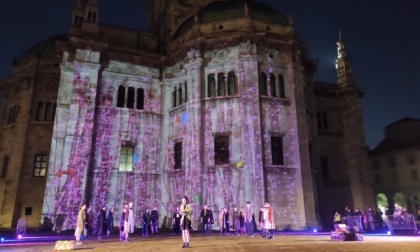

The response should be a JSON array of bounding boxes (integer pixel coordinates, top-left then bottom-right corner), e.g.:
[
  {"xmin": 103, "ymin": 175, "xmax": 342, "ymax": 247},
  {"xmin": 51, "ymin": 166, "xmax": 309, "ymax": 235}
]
[
  {"xmin": 180, "ymin": 196, "xmax": 192, "ymax": 248},
  {"xmin": 265, "ymin": 202, "xmax": 274, "ymax": 239},
  {"xmin": 119, "ymin": 203, "xmax": 127, "ymax": 241},
  {"xmin": 106, "ymin": 207, "xmax": 114, "ymax": 237},
  {"xmin": 143, "ymin": 208, "xmax": 151, "ymax": 237},
  {"xmin": 74, "ymin": 204, "xmax": 86, "ymax": 246},
  {"xmin": 245, "ymin": 201, "xmax": 254, "ymax": 237},
  {"xmin": 124, "ymin": 202, "xmax": 135, "ymax": 242},
  {"xmin": 151, "ymin": 206, "xmax": 159, "ymax": 234},
  {"xmin": 200, "ymin": 205, "xmax": 213, "ymax": 235},
  {"xmin": 173, "ymin": 207, "xmax": 181, "ymax": 235},
  {"xmin": 92, "ymin": 206, "xmax": 107, "ymax": 240}
]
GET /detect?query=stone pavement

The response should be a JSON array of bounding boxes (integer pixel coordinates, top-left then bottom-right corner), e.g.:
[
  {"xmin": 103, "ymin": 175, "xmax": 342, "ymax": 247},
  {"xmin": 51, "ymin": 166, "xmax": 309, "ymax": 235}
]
[{"xmin": 1, "ymin": 233, "xmax": 420, "ymax": 252}]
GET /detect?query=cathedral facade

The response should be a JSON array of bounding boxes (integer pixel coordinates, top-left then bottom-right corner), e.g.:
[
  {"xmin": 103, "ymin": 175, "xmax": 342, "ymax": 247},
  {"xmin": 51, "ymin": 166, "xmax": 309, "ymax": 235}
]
[{"xmin": 0, "ymin": 0, "xmax": 373, "ymax": 230}]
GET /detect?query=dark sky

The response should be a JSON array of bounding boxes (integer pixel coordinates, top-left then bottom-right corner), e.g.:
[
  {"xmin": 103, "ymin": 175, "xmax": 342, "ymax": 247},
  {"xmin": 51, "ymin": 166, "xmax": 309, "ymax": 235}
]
[{"xmin": 1, "ymin": 0, "xmax": 419, "ymax": 148}]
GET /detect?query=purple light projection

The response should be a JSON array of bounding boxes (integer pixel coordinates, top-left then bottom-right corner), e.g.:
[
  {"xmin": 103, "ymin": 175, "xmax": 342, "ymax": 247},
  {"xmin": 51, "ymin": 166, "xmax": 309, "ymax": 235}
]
[{"xmin": 44, "ymin": 62, "xmax": 97, "ymax": 229}]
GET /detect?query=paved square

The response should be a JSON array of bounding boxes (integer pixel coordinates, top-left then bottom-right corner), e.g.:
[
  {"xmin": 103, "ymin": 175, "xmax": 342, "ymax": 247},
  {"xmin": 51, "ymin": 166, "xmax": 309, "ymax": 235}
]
[{"xmin": 1, "ymin": 233, "xmax": 420, "ymax": 251}]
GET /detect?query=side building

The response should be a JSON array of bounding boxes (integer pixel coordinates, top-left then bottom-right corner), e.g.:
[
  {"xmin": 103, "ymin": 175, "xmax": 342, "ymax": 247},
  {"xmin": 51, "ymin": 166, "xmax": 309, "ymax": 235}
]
[{"xmin": 369, "ymin": 117, "xmax": 420, "ymax": 216}]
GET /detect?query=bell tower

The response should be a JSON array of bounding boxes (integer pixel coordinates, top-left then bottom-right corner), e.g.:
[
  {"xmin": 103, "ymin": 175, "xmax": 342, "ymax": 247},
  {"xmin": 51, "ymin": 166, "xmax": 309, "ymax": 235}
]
[
  {"xmin": 71, "ymin": 0, "xmax": 100, "ymax": 34},
  {"xmin": 335, "ymin": 30, "xmax": 356, "ymax": 87}
]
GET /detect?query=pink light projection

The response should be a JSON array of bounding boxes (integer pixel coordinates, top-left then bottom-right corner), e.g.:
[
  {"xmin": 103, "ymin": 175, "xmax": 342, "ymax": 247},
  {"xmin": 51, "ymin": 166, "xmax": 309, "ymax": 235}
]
[{"xmin": 43, "ymin": 44, "xmax": 308, "ymax": 231}]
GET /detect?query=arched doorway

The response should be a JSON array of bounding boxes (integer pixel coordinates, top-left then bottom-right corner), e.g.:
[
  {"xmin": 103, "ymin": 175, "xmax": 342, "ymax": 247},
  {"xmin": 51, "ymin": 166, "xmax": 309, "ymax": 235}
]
[
  {"xmin": 376, "ymin": 193, "xmax": 388, "ymax": 217},
  {"xmin": 393, "ymin": 192, "xmax": 407, "ymax": 210}
]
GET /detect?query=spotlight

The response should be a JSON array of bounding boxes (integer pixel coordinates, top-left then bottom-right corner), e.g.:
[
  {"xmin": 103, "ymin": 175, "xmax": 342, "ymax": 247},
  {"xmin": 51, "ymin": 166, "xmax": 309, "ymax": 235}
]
[
  {"xmin": 313, "ymin": 229, "xmax": 318, "ymax": 233},
  {"xmin": 1, "ymin": 237, "xmax": 4, "ymax": 242},
  {"xmin": 18, "ymin": 235, "xmax": 22, "ymax": 239},
  {"xmin": 387, "ymin": 231, "xmax": 391, "ymax": 235}
]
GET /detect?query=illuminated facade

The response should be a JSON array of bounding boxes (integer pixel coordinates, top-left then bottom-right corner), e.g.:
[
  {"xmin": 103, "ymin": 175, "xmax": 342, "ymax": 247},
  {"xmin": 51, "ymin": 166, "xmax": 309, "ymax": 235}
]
[{"xmin": 0, "ymin": 0, "xmax": 373, "ymax": 230}]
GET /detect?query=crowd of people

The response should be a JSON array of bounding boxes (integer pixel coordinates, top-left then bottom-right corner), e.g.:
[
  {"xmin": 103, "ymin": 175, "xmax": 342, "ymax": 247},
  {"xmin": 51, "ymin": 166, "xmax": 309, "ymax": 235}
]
[
  {"xmin": 333, "ymin": 205, "xmax": 417, "ymax": 232},
  {"xmin": 73, "ymin": 199, "xmax": 275, "ymax": 248}
]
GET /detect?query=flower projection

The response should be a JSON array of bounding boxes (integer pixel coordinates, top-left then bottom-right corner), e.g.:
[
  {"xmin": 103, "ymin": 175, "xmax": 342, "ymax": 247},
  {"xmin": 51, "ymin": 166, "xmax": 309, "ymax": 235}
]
[{"xmin": 43, "ymin": 44, "xmax": 309, "ymax": 231}]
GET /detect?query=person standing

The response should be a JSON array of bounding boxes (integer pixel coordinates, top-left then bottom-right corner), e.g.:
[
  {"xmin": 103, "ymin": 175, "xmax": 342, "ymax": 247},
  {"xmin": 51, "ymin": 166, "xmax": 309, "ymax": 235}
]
[
  {"xmin": 119, "ymin": 203, "xmax": 127, "ymax": 241},
  {"xmin": 92, "ymin": 206, "xmax": 107, "ymax": 240},
  {"xmin": 200, "ymin": 205, "xmax": 213, "ymax": 235},
  {"xmin": 173, "ymin": 207, "xmax": 181, "ymax": 235},
  {"xmin": 83, "ymin": 206, "xmax": 93, "ymax": 239},
  {"xmin": 218, "ymin": 208, "xmax": 224, "ymax": 235},
  {"xmin": 222, "ymin": 208, "xmax": 230, "ymax": 235},
  {"xmin": 265, "ymin": 202, "xmax": 274, "ymax": 239},
  {"xmin": 106, "ymin": 207, "xmax": 114, "ymax": 237},
  {"xmin": 143, "ymin": 208, "xmax": 151, "ymax": 237},
  {"xmin": 334, "ymin": 211, "xmax": 342, "ymax": 224},
  {"xmin": 151, "ymin": 206, "xmax": 159, "ymax": 234},
  {"xmin": 233, "ymin": 207, "xmax": 240, "ymax": 236},
  {"xmin": 245, "ymin": 201, "xmax": 253, "ymax": 237},
  {"xmin": 240, "ymin": 208, "xmax": 246, "ymax": 234},
  {"xmin": 180, "ymin": 196, "xmax": 192, "ymax": 248},
  {"xmin": 124, "ymin": 202, "xmax": 135, "ymax": 242},
  {"xmin": 74, "ymin": 204, "xmax": 86, "ymax": 246},
  {"xmin": 366, "ymin": 208, "xmax": 375, "ymax": 231}
]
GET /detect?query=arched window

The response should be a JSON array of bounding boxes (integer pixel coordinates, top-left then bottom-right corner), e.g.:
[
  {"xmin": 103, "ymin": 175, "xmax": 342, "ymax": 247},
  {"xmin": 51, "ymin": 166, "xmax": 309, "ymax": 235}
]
[
  {"xmin": 117, "ymin": 86, "xmax": 125, "ymax": 108},
  {"xmin": 52, "ymin": 102, "xmax": 57, "ymax": 121},
  {"xmin": 184, "ymin": 81, "xmax": 188, "ymax": 103},
  {"xmin": 207, "ymin": 74, "xmax": 215, "ymax": 98},
  {"xmin": 36, "ymin": 102, "xmax": 44, "ymax": 121},
  {"xmin": 259, "ymin": 72, "xmax": 267, "ymax": 96},
  {"xmin": 136, "ymin": 88, "xmax": 144, "ymax": 110},
  {"xmin": 172, "ymin": 88, "xmax": 177, "ymax": 108},
  {"xmin": 178, "ymin": 85, "xmax": 182, "ymax": 106},
  {"xmin": 270, "ymin": 73, "xmax": 276, "ymax": 97},
  {"xmin": 44, "ymin": 102, "xmax": 53, "ymax": 121},
  {"xmin": 127, "ymin": 87, "xmax": 135, "ymax": 109},
  {"xmin": 228, "ymin": 71, "xmax": 236, "ymax": 96},
  {"xmin": 217, "ymin": 73, "xmax": 225, "ymax": 96},
  {"xmin": 279, "ymin": 75, "xmax": 285, "ymax": 98}
]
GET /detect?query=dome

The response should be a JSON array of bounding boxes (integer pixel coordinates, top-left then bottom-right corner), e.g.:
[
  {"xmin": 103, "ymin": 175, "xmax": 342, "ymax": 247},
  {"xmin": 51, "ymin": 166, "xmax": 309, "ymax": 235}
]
[
  {"xmin": 17, "ymin": 34, "xmax": 66, "ymax": 65},
  {"xmin": 174, "ymin": 0, "xmax": 288, "ymax": 39}
]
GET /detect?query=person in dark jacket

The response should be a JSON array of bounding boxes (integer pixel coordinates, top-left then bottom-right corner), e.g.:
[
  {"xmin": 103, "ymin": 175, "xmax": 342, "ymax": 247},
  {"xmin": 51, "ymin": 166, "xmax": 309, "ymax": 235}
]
[
  {"xmin": 222, "ymin": 208, "xmax": 230, "ymax": 235},
  {"xmin": 92, "ymin": 206, "xmax": 107, "ymax": 240},
  {"xmin": 200, "ymin": 205, "xmax": 214, "ymax": 235},
  {"xmin": 151, "ymin": 206, "xmax": 159, "ymax": 234},
  {"xmin": 106, "ymin": 207, "xmax": 114, "ymax": 237},
  {"xmin": 143, "ymin": 208, "xmax": 150, "ymax": 236},
  {"xmin": 173, "ymin": 207, "xmax": 181, "ymax": 235}
]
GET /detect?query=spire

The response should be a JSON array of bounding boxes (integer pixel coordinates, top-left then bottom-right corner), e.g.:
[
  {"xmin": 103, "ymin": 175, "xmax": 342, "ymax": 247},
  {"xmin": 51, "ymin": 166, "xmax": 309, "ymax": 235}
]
[{"xmin": 335, "ymin": 30, "xmax": 356, "ymax": 86}]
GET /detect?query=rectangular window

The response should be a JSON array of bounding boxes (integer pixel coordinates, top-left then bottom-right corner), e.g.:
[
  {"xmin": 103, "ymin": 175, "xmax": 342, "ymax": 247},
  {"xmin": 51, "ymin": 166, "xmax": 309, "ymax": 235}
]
[
  {"xmin": 174, "ymin": 142, "xmax": 182, "ymax": 169},
  {"xmin": 1, "ymin": 156, "xmax": 9, "ymax": 179},
  {"xmin": 33, "ymin": 154, "xmax": 48, "ymax": 177},
  {"xmin": 215, "ymin": 135, "xmax": 229, "ymax": 165},
  {"xmin": 271, "ymin": 136, "xmax": 284, "ymax": 165},
  {"xmin": 411, "ymin": 170, "xmax": 418, "ymax": 182},
  {"xmin": 119, "ymin": 146, "xmax": 134, "ymax": 172},
  {"xmin": 316, "ymin": 112, "xmax": 328, "ymax": 131},
  {"xmin": 320, "ymin": 156, "xmax": 329, "ymax": 181}
]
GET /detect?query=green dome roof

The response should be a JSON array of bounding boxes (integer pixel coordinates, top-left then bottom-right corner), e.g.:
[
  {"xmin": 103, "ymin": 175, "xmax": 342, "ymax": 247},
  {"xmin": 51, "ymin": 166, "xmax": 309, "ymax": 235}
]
[{"xmin": 17, "ymin": 34, "xmax": 66, "ymax": 65}]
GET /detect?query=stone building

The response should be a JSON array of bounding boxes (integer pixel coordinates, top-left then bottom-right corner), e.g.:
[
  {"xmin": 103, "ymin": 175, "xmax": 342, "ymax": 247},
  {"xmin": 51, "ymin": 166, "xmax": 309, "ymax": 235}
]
[
  {"xmin": 0, "ymin": 0, "xmax": 373, "ymax": 230},
  {"xmin": 369, "ymin": 117, "xmax": 420, "ymax": 216}
]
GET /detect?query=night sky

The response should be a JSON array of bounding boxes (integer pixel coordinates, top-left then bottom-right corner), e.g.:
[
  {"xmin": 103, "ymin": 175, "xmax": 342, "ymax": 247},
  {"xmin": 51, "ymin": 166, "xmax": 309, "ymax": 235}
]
[{"xmin": 1, "ymin": 0, "xmax": 419, "ymax": 149}]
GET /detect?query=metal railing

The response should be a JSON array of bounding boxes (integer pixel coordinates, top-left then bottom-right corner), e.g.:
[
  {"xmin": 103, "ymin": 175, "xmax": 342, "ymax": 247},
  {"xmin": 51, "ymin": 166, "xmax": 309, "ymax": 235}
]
[
  {"xmin": 385, "ymin": 214, "xmax": 417, "ymax": 234},
  {"xmin": 342, "ymin": 216, "xmax": 364, "ymax": 232}
]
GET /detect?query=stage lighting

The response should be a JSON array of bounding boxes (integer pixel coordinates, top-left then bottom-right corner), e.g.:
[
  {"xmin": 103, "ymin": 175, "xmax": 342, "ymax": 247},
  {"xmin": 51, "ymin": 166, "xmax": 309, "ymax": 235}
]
[
  {"xmin": 387, "ymin": 231, "xmax": 391, "ymax": 235},
  {"xmin": 313, "ymin": 229, "xmax": 317, "ymax": 233},
  {"xmin": 18, "ymin": 235, "xmax": 22, "ymax": 239},
  {"xmin": 0, "ymin": 237, "xmax": 4, "ymax": 242}
]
